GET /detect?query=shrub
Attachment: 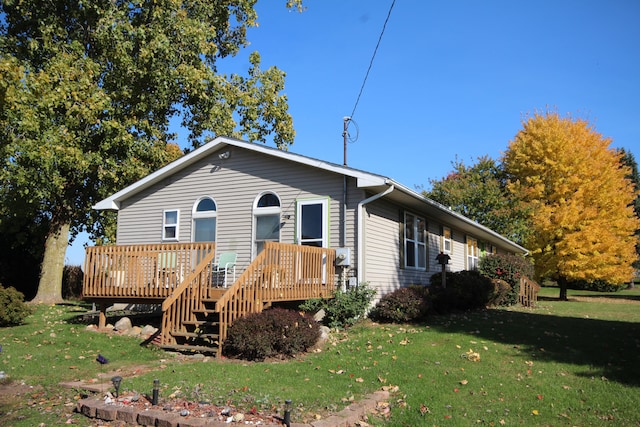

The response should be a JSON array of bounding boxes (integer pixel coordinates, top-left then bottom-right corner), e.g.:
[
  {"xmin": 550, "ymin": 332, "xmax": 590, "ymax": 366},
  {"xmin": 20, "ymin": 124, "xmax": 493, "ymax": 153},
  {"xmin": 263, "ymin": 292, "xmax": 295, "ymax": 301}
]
[
  {"xmin": 567, "ymin": 279, "xmax": 626, "ymax": 293},
  {"xmin": 487, "ymin": 278, "xmax": 512, "ymax": 307},
  {"xmin": 62, "ymin": 265, "xmax": 84, "ymax": 300},
  {"xmin": 369, "ymin": 285, "xmax": 431, "ymax": 323},
  {"xmin": 0, "ymin": 285, "xmax": 34, "ymax": 327},
  {"xmin": 479, "ymin": 254, "xmax": 534, "ymax": 306},
  {"xmin": 223, "ymin": 308, "xmax": 320, "ymax": 361},
  {"xmin": 300, "ymin": 283, "xmax": 376, "ymax": 329},
  {"xmin": 429, "ymin": 270, "xmax": 494, "ymax": 314}
]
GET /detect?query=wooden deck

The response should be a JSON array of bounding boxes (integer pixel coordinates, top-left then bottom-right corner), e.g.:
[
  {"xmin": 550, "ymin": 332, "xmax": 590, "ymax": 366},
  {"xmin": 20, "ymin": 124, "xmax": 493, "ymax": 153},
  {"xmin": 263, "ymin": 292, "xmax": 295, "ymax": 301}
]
[{"xmin": 83, "ymin": 242, "xmax": 336, "ymax": 355}]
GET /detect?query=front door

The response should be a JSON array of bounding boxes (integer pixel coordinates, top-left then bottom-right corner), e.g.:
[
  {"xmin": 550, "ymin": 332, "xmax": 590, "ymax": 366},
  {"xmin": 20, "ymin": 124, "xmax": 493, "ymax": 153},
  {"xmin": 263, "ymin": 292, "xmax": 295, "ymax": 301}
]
[{"xmin": 296, "ymin": 198, "xmax": 329, "ymax": 283}]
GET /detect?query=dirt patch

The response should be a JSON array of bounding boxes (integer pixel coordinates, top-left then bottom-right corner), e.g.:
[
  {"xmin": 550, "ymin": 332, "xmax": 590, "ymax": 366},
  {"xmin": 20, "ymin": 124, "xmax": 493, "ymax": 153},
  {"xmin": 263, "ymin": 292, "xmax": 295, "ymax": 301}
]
[{"xmin": 0, "ymin": 381, "xmax": 38, "ymax": 397}]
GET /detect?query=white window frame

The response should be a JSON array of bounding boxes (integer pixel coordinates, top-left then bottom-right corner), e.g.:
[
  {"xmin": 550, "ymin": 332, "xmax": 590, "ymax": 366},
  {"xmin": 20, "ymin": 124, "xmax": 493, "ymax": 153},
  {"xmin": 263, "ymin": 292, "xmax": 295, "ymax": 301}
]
[
  {"xmin": 442, "ymin": 226, "xmax": 452, "ymax": 254},
  {"xmin": 404, "ymin": 212, "xmax": 427, "ymax": 270},
  {"xmin": 467, "ymin": 236, "xmax": 479, "ymax": 270},
  {"xmin": 296, "ymin": 198, "xmax": 329, "ymax": 248},
  {"xmin": 252, "ymin": 191, "xmax": 282, "ymax": 258},
  {"xmin": 162, "ymin": 209, "xmax": 179, "ymax": 241},
  {"xmin": 191, "ymin": 197, "xmax": 217, "ymax": 242}
]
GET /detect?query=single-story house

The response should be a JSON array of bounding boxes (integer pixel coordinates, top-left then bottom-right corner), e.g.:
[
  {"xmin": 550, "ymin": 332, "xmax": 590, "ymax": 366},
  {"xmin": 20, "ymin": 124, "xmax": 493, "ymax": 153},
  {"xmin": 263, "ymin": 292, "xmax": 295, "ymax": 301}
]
[{"xmin": 83, "ymin": 136, "xmax": 527, "ymax": 354}]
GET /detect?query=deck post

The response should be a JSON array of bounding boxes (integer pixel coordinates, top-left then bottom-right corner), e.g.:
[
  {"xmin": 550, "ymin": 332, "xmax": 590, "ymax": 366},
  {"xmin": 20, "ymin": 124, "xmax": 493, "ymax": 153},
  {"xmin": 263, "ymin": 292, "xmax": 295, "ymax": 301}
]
[{"xmin": 98, "ymin": 303, "xmax": 108, "ymax": 329}]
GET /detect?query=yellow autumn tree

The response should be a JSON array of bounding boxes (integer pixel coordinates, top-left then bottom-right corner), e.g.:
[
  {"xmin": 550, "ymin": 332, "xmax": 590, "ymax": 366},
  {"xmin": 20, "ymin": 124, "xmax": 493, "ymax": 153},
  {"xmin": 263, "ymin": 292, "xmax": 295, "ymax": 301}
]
[{"xmin": 503, "ymin": 111, "xmax": 639, "ymax": 300}]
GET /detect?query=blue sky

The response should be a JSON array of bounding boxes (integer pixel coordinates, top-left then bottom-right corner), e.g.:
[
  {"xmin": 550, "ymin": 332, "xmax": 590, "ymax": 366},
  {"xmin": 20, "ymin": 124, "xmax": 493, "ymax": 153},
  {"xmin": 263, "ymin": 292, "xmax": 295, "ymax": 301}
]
[{"xmin": 66, "ymin": 0, "xmax": 640, "ymax": 265}]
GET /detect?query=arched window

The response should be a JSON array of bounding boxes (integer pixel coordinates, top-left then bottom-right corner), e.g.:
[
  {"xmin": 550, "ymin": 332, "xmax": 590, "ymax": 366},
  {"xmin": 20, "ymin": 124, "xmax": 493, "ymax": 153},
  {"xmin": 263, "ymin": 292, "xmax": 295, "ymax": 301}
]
[
  {"xmin": 192, "ymin": 197, "xmax": 217, "ymax": 242},
  {"xmin": 253, "ymin": 192, "xmax": 281, "ymax": 256}
]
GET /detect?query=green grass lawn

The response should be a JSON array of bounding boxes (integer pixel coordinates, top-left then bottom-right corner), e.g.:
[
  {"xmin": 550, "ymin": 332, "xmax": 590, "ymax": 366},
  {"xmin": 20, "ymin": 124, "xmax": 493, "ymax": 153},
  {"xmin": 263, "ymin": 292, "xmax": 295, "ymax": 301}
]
[{"xmin": 1, "ymin": 287, "xmax": 639, "ymax": 426}]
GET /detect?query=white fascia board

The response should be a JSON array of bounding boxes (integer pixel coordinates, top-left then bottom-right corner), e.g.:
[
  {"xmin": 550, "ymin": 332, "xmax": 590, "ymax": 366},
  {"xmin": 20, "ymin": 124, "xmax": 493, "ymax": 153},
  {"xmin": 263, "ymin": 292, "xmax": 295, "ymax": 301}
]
[
  {"xmin": 388, "ymin": 179, "xmax": 529, "ymax": 255},
  {"xmin": 92, "ymin": 136, "xmax": 234, "ymax": 210}
]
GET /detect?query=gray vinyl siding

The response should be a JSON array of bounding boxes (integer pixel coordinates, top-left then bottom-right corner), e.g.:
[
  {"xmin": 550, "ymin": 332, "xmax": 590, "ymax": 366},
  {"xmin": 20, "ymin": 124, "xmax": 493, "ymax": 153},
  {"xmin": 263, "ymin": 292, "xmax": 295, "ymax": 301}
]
[
  {"xmin": 361, "ymin": 199, "xmax": 433, "ymax": 300},
  {"xmin": 116, "ymin": 147, "xmax": 358, "ymax": 271},
  {"xmin": 360, "ymin": 199, "xmax": 491, "ymax": 300}
]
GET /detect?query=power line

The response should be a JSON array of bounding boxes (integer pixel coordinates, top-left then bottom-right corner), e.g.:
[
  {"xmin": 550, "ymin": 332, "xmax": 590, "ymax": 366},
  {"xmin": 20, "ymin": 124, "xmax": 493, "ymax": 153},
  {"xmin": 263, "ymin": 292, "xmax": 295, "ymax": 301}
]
[{"xmin": 349, "ymin": 0, "xmax": 396, "ymax": 121}]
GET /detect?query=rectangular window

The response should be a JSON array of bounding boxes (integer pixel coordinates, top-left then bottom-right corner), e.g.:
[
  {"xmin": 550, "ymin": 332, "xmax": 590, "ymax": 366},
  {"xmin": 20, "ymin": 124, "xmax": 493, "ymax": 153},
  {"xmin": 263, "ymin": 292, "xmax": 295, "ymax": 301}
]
[
  {"xmin": 163, "ymin": 210, "xmax": 179, "ymax": 241},
  {"xmin": 404, "ymin": 212, "xmax": 426, "ymax": 269},
  {"xmin": 255, "ymin": 214, "xmax": 280, "ymax": 254},
  {"xmin": 193, "ymin": 217, "xmax": 216, "ymax": 242},
  {"xmin": 442, "ymin": 227, "xmax": 452, "ymax": 254},
  {"xmin": 467, "ymin": 236, "xmax": 478, "ymax": 270},
  {"xmin": 297, "ymin": 198, "xmax": 329, "ymax": 247}
]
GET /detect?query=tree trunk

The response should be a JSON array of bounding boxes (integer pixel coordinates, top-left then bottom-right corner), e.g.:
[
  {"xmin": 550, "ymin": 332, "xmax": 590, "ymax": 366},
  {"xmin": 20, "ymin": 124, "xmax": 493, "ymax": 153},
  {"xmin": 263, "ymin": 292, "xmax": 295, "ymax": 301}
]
[
  {"xmin": 31, "ymin": 222, "xmax": 70, "ymax": 304},
  {"xmin": 558, "ymin": 276, "xmax": 569, "ymax": 301}
]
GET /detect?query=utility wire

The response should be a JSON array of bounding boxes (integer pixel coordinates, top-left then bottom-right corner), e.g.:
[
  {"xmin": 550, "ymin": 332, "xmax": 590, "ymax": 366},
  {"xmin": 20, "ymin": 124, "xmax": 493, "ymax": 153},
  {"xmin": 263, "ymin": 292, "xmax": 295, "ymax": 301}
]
[{"xmin": 349, "ymin": 0, "xmax": 396, "ymax": 121}]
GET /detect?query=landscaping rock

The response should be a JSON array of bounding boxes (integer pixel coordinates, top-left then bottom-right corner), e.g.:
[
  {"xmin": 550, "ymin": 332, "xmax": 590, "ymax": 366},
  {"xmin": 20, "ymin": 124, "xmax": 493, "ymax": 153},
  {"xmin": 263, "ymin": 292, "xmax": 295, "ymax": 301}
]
[
  {"xmin": 128, "ymin": 326, "xmax": 143, "ymax": 336},
  {"xmin": 114, "ymin": 317, "xmax": 132, "ymax": 332},
  {"xmin": 140, "ymin": 324, "xmax": 158, "ymax": 337}
]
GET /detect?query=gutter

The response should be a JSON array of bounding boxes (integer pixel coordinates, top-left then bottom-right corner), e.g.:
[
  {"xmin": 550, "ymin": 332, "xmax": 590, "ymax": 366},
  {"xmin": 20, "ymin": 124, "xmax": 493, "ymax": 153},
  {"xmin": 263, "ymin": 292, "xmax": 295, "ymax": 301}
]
[{"xmin": 357, "ymin": 184, "xmax": 395, "ymax": 285}]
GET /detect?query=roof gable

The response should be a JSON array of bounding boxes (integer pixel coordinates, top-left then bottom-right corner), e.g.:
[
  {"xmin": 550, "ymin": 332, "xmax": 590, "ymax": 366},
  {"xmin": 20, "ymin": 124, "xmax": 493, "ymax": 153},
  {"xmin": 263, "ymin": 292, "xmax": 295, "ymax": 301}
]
[{"xmin": 93, "ymin": 136, "xmax": 388, "ymax": 210}]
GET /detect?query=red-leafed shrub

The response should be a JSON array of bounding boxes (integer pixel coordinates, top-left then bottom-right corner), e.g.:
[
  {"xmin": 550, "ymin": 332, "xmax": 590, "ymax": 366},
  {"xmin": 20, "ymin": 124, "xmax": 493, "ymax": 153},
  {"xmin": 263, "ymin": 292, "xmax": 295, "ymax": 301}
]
[
  {"xmin": 369, "ymin": 285, "xmax": 431, "ymax": 323},
  {"xmin": 479, "ymin": 254, "xmax": 534, "ymax": 306},
  {"xmin": 223, "ymin": 308, "xmax": 320, "ymax": 361}
]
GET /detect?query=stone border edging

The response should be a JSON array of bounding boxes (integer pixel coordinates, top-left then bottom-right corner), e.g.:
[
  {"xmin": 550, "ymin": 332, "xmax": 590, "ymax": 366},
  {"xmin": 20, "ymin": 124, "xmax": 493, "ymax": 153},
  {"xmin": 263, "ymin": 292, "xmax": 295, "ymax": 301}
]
[{"xmin": 76, "ymin": 390, "xmax": 389, "ymax": 427}]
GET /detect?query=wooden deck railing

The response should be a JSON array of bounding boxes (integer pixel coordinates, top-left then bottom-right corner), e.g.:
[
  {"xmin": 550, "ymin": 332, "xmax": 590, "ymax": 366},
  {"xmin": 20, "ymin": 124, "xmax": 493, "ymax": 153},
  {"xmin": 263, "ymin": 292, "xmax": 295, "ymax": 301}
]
[
  {"xmin": 83, "ymin": 243, "xmax": 216, "ymax": 300},
  {"xmin": 519, "ymin": 276, "xmax": 541, "ymax": 307},
  {"xmin": 84, "ymin": 242, "xmax": 337, "ymax": 352},
  {"xmin": 215, "ymin": 242, "xmax": 336, "ymax": 348}
]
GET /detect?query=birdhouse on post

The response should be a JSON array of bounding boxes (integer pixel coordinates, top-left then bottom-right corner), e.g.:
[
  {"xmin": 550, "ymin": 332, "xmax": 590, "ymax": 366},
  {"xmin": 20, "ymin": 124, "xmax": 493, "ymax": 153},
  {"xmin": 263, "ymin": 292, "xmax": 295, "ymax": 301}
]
[{"xmin": 435, "ymin": 252, "xmax": 451, "ymax": 288}]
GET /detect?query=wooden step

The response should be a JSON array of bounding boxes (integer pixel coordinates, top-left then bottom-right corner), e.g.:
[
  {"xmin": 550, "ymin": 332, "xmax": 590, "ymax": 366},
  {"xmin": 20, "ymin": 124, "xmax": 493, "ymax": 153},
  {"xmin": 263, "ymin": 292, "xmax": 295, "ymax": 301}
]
[
  {"xmin": 192, "ymin": 308, "xmax": 218, "ymax": 315},
  {"xmin": 160, "ymin": 344, "xmax": 219, "ymax": 355},
  {"xmin": 171, "ymin": 331, "xmax": 219, "ymax": 340},
  {"xmin": 201, "ymin": 298, "xmax": 222, "ymax": 304},
  {"xmin": 183, "ymin": 320, "xmax": 219, "ymax": 327}
]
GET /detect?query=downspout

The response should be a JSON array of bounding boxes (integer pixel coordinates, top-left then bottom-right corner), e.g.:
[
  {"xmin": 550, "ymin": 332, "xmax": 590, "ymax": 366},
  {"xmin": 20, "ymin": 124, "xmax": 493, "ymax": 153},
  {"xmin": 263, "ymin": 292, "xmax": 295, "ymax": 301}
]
[{"xmin": 357, "ymin": 184, "xmax": 395, "ymax": 285}]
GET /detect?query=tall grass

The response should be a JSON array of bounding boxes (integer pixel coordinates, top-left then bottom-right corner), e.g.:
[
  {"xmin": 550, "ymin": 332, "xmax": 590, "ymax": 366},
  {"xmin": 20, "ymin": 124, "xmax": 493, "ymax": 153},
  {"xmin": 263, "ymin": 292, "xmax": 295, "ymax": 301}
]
[{"xmin": 1, "ymin": 288, "xmax": 639, "ymax": 426}]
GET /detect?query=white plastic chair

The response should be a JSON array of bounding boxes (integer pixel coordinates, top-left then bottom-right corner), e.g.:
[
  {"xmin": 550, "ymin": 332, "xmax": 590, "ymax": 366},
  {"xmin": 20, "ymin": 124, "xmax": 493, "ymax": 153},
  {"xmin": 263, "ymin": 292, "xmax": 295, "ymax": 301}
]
[{"xmin": 213, "ymin": 252, "xmax": 237, "ymax": 287}]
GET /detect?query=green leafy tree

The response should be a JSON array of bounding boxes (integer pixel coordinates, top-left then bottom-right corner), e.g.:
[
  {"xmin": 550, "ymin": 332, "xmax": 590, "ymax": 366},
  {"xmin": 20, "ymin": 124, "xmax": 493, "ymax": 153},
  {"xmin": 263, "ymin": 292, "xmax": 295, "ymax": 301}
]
[
  {"xmin": 424, "ymin": 155, "xmax": 531, "ymax": 245},
  {"xmin": 617, "ymin": 148, "xmax": 640, "ymax": 276},
  {"xmin": 503, "ymin": 111, "xmax": 639, "ymax": 300},
  {"xmin": 0, "ymin": 0, "xmax": 302, "ymax": 303}
]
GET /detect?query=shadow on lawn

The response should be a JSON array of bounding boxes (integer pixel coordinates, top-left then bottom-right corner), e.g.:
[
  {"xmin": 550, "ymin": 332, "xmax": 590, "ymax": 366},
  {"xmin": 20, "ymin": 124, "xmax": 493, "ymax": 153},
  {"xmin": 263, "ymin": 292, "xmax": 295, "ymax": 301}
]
[
  {"xmin": 428, "ymin": 308, "xmax": 640, "ymax": 387},
  {"xmin": 538, "ymin": 293, "xmax": 640, "ymax": 303}
]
